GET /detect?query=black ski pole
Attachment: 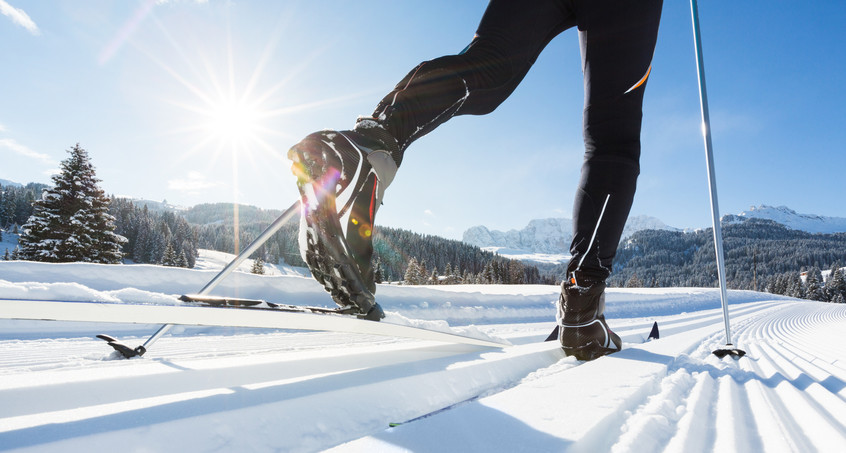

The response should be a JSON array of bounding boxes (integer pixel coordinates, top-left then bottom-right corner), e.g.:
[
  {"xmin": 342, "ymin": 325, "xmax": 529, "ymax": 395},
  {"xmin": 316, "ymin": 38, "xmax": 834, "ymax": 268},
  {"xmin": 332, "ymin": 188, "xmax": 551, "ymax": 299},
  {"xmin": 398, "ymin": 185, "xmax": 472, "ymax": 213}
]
[
  {"xmin": 99, "ymin": 200, "xmax": 300, "ymax": 358},
  {"xmin": 690, "ymin": 0, "xmax": 745, "ymax": 359}
]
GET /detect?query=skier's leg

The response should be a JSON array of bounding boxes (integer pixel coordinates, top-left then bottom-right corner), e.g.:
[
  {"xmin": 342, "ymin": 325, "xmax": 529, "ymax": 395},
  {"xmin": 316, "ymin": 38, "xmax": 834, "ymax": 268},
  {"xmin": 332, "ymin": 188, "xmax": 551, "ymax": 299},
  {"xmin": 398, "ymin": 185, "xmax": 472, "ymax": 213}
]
[
  {"xmin": 559, "ymin": 0, "xmax": 663, "ymax": 360},
  {"xmin": 568, "ymin": 0, "xmax": 663, "ymax": 283},
  {"xmin": 372, "ymin": 0, "xmax": 577, "ymax": 160}
]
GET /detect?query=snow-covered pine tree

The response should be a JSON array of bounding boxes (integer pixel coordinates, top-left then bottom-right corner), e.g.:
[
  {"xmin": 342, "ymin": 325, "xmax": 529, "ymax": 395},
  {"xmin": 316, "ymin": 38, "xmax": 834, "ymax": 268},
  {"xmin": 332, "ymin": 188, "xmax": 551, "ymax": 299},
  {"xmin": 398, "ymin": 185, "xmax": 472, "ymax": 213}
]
[
  {"xmin": 161, "ymin": 242, "xmax": 178, "ymax": 266},
  {"xmin": 429, "ymin": 268, "xmax": 438, "ymax": 285},
  {"xmin": 251, "ymin": 256, "xmax": 266, "ymax": 275},
  {"xmin": 176, "ymin": 250, "xmax": 189, "ymax": 268},
  {"xmin": 3, "ymin": 248, "xmax": 9, "ymax": 260},
  {"xmin": 373, "ymin": 256, "xmax": 384, "ymax": 284},
  {"xmin": 404, "ymin": 258, "xmax": 422, "ymax": 285},
  {"xmin": 805, "ymin": 267, "xmax": 824, "ymax": 301},
  {"xmin": 787, "ymin": 273, "xmax": 805, "ymax": 299},
  {"xmin": 18, "ymin": 144, "xmax": 126, "ymax": 263},
  {"xmin": 482, "ymin": 262, "xmax": 494, "ymax": 284},
  {"xmin": 825, "ymin": 263, "xmax": 846, "ymax": 303},
  {"xmin": 626, "ymin": 273, "xmax": 644, "ymax": 288}
]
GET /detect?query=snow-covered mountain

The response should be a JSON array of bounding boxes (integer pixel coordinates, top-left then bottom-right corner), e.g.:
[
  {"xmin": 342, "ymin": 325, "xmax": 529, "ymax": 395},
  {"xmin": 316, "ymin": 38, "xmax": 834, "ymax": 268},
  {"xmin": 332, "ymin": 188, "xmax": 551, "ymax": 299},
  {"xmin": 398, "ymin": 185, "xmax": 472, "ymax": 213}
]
[
  {"xmin": 724, "ymin": 205, "xmax": 846, "ymax": 234},
  {"xmin": 2, "ymin": 258, "xmax": 845, "ymax": 452},
  {"xmin": 463, "ymin": 215, "xmax": 678, "ymax": 262},
  {"xmin": 463, "ymin": 218, "xmax": 573, "ymax": 255}
]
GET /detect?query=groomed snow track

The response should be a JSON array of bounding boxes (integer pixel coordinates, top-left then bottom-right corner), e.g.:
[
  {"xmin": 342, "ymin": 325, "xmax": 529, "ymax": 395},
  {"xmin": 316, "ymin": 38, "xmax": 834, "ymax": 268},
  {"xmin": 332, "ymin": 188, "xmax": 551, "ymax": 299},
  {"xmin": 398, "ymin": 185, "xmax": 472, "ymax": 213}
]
[{"xmin": 1, "ymin": 300, "xmax": 845, "ymax": 452}]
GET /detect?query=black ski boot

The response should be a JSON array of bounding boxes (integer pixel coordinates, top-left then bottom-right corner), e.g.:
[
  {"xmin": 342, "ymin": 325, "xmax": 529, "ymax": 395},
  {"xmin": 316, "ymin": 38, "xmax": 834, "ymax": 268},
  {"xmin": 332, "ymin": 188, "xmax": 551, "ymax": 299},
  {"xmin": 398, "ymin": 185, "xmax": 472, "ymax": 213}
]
[
  {"xmin": 556, "ymin": 279, "xmax": 622, "ymax": 360},
  {"xmin": 288, "ymin": 119, "xmax": 399, "ymax": 320}
]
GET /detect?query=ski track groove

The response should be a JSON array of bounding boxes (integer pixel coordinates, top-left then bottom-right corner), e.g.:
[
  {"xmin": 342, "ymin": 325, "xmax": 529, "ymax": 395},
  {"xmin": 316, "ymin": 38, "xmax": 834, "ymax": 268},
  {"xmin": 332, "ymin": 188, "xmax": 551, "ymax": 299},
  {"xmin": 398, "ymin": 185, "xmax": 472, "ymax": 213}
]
[
  {"xmin": 600, "ymin": 301, "xmax": 846, "ymax": 453},
  {"xmin": 734, "ymin": 303, "xmax": 846, "ymax": 452}
]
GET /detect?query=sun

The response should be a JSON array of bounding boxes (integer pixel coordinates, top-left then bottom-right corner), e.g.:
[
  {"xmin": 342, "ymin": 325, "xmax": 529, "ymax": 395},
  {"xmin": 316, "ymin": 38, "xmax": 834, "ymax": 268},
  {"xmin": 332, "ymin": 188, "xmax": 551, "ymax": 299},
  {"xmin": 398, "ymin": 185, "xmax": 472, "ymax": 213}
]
[{"xmin": 204, "ymin": 96, "xmax": 263, "ymax": 144}]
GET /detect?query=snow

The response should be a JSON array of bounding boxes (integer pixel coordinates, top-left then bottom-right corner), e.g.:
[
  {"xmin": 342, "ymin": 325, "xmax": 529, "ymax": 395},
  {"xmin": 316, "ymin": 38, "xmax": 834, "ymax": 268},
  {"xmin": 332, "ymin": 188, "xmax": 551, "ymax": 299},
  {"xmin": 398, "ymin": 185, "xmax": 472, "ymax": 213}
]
[
  {"xmin": 482, "ymin": 246, "xmax": 571, "ymax": 265},
  {"xmin": 2, "ymin": 254, "xmax": 846, "ymax": 452}
]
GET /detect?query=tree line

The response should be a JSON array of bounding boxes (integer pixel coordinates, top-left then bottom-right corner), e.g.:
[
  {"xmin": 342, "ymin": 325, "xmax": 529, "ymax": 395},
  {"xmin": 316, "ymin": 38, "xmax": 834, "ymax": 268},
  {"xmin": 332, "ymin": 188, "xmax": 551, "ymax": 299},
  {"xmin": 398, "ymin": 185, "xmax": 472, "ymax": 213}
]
[
  {"xmin": 602, "ymin": 218, "xmax": 846, "ymax": 303},
  {"xmin": 3, "ymin": 144, "xmax": 544, "ymax": 283},
  {"xmin": 0, "ymin": 182, "xmax": 49, "ymax": 229}
]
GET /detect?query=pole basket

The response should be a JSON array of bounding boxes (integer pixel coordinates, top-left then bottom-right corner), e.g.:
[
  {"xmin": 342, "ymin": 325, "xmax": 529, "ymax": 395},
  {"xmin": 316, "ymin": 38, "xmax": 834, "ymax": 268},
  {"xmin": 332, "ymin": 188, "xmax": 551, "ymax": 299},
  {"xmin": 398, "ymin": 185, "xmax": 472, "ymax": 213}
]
[{"xmin": 713, "ymin": 345, "xmax": 746, "ymax": 359}]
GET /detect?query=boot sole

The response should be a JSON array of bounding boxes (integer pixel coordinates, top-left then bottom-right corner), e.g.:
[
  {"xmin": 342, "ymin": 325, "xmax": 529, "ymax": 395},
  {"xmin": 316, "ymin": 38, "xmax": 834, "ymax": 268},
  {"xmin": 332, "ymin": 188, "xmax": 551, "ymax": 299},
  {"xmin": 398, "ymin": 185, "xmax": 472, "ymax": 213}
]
[
  {"xmin": 562, "ymin": 342, "xmax": 620, "ymax": 361},
  {"xmin": 288, "ymin": 136, "xmax": 383, "ymax": 320}
]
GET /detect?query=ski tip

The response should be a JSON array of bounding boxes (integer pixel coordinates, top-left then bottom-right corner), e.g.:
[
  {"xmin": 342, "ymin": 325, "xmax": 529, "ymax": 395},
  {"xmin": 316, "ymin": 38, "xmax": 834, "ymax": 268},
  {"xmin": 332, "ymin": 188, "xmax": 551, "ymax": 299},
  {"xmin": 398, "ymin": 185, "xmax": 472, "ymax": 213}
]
[
  {"xmin": 647, "ymin": 321, "xmax": 659, "ymax": 340},
  {"xmin": 97, "ymin": 334, "xmax": 145, "ymax": 359}
]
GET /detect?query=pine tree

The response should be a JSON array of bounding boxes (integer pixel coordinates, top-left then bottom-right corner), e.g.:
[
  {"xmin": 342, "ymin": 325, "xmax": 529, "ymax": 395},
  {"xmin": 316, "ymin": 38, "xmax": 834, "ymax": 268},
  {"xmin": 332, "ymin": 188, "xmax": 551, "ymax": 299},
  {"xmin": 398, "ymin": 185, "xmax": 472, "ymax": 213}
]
[
  {"xmin": 429, "ymin": 268, "xmax": 438, "ymax": 285},
  {"xmin": 404, "ymin": 258, "xmax": 422, "ymax": 285},
  {"xmin": 625, "ymin": 273, "xmax": 644, "ymax": 288},
  {"xmin": 805, "ymin": 267, "xmax": 824, "ymax": 301},
  {"xmin": 18, "ymin": 144, "xmax": 126, "ymax": 263},
  {"xmin": 251, "ymin": 256, "xmax": 266, "ymax": 275},
  {"xmin": 825, "ymin": 264, "xmax": 846, "ymax": 303},
  {"xmin": 176, "ymin": 250, "xmax": 189, "ymax": 268},
  {"xmin": 482, "ymin": 262, "xmax": 494, "ymax": 284},
  {"xmin": 418, "ymin": 260, "xmax": 428, "ymax": 283},
  {"xmin": 161, "ymin": 242, "xmax": 178, "ymax": 266},
  {"xmin": 443, "ymin": 263, "xmax": 454, "ymax": 285},
  {"xmin": 787, "ymin": 273, "xmax": 805, "ymax": 299},
  {"xmin": 3, "ymin": 248, "xmax": 9, "ymax": 261},
  {"xmin": 373, "ymin": 256, "xmax": 384, "ymax": 284}
]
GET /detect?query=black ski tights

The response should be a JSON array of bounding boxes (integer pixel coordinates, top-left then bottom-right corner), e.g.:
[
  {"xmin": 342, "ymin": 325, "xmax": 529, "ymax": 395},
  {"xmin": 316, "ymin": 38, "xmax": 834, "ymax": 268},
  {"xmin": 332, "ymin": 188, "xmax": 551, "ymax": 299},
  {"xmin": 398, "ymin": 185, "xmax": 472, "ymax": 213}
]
[{"xmin": 370, "ymin": 0, "xmax": 663, "ymax": 282}]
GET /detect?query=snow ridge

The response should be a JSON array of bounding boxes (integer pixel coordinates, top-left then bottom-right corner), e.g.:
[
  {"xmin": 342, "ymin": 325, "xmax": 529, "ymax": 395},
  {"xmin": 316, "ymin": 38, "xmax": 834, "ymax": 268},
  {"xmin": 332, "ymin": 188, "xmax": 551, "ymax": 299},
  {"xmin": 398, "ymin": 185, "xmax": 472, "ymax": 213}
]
[{"xmin": 725, "ymin": 204, "xmax": 846, "ymax": 234}]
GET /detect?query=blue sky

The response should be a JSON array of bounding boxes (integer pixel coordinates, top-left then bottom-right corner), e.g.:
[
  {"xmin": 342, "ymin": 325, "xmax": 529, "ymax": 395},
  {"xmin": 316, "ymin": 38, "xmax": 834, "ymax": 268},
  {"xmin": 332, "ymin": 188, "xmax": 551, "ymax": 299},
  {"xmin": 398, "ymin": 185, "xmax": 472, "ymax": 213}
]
[{"xmin": 2, "ymin": 0, "xmax": 845, "ymax": 240}]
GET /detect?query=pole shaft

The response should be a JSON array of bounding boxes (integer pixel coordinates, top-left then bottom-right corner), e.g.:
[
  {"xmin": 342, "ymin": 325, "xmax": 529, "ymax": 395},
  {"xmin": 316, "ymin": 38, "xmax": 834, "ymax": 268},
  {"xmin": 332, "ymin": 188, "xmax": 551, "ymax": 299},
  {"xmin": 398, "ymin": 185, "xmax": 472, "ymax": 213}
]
[{"xmin": 690, "ymin": 0, "xmax": 733, "ymax": 345}]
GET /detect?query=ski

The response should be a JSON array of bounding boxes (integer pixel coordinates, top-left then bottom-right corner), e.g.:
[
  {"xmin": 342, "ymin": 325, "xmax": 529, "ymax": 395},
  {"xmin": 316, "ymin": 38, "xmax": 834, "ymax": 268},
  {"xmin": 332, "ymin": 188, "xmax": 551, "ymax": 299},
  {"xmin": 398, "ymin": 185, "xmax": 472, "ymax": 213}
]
[
  {"xmin": 0, "ymin": 299, "xmax": 511, "ymax": 357},
  {"xmin": 178, "ymin": 294, "xmax": 362, "ymax": 316},
  {"xmin": 543, "ymin": 321, "xmax": 660, "ymax": 342}
]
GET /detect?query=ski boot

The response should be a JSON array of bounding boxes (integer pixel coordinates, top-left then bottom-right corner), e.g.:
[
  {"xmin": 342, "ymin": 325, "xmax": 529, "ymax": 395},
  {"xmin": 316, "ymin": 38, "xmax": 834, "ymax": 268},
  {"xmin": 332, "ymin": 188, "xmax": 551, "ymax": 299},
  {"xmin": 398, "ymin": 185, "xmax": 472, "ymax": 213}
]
[
  {"xmin": 288, "ymin": 119, "xmax": 399, "ymax": 320},
  {"xmin": 556, "ymin": 277, "xmax": 622, "ymax": 360}
]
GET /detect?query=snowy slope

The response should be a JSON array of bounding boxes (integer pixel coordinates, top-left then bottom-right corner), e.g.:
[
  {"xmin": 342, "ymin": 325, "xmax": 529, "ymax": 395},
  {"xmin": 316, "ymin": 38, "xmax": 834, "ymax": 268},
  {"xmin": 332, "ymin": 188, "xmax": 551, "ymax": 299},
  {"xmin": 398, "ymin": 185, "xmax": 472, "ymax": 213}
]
[{"xmin": 1, "ymin": 259, "xmax": 846, "ymax": 452}]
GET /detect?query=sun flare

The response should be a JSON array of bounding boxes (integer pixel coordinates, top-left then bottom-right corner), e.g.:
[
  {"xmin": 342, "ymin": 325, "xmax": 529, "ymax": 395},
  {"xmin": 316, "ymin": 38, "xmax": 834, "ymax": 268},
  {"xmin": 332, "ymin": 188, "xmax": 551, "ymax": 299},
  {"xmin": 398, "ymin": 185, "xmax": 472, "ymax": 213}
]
[{"xmin": 204, "ymin": 96, "xmax": 263, "ymax": 144}]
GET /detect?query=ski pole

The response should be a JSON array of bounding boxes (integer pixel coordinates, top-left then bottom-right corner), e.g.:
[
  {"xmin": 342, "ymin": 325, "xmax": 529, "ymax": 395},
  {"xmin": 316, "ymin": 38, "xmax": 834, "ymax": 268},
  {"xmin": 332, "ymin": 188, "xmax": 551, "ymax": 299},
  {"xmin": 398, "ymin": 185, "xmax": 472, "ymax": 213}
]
[
  {"xmin": 690, "ymin": 0, "xmax": 745, "ymax": 358},
  {"xmin": 131, "ymin": 200, "xmax": 300, "ymax": 356}
]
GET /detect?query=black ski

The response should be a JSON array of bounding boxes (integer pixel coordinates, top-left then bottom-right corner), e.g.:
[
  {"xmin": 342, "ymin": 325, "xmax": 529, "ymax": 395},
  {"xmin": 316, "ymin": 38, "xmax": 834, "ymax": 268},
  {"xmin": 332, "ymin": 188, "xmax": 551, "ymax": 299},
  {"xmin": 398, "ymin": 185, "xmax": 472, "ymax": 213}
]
[
  {"xmin": 178, "ymin": 294, "xmax": 360, "ymax": 316},
  {"xmin": 544, "ymin": 321, "xmax": 660, "ymax": 342}
]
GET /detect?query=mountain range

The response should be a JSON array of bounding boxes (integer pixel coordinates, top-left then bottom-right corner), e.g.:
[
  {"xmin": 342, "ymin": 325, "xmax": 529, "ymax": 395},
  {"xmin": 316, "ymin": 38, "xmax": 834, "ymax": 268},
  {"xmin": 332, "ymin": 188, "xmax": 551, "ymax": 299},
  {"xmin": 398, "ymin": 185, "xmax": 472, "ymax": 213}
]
[
  {"xmin": 0, "ymin": 179, "xmax": 23, "ymax": 188},
  {"xmin": 462, "ymin": 205, "xmax": 846, "ymax": 262}
]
